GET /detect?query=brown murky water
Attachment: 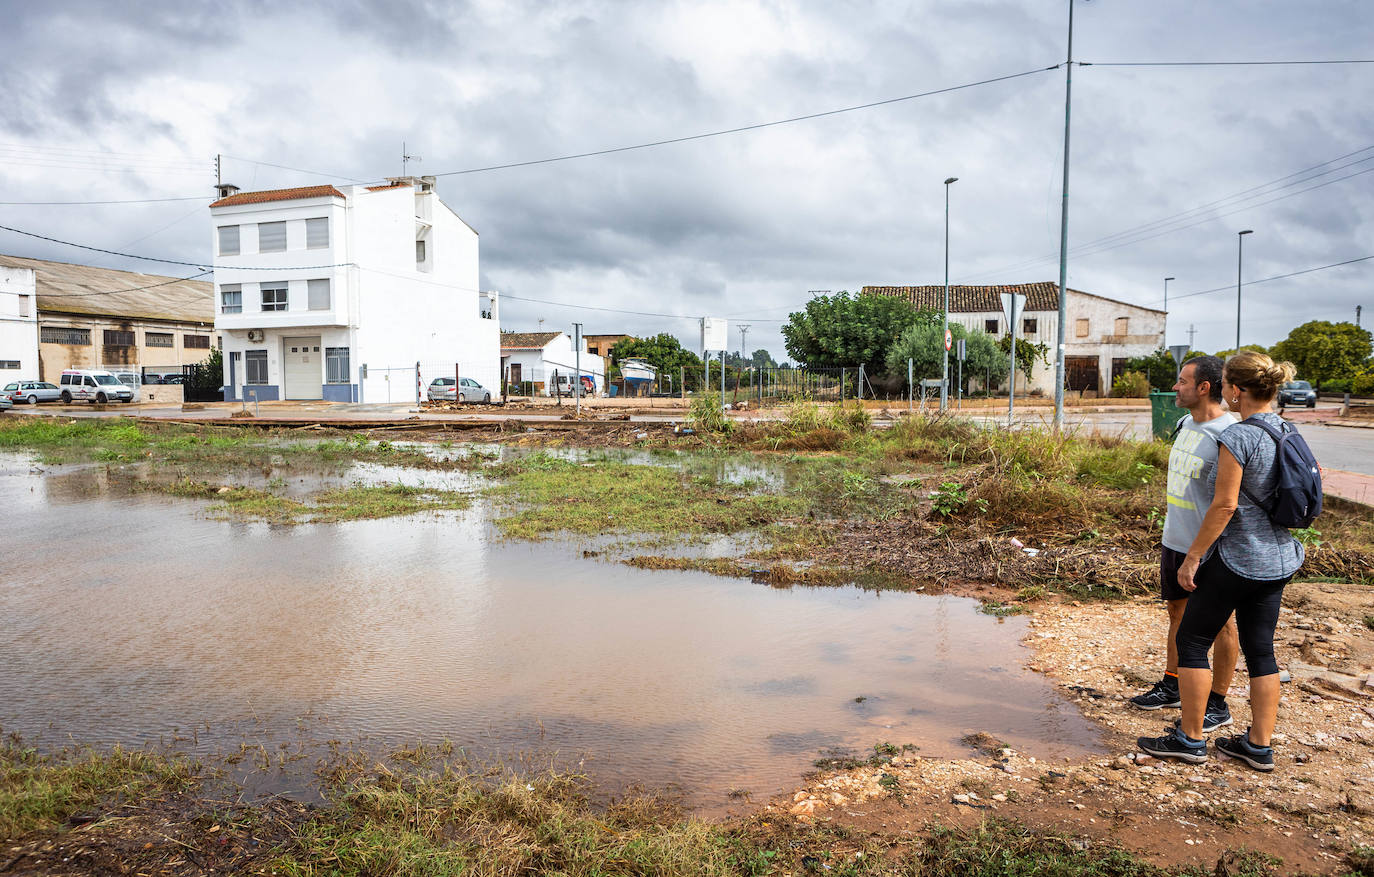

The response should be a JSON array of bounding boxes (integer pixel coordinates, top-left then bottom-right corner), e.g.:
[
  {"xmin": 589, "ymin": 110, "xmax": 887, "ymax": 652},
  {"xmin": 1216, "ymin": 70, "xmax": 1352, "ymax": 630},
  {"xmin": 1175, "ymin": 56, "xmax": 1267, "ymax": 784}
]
[{"xmin": 1, "ymin": 452, "xmax": 1101, "ymax": 808}]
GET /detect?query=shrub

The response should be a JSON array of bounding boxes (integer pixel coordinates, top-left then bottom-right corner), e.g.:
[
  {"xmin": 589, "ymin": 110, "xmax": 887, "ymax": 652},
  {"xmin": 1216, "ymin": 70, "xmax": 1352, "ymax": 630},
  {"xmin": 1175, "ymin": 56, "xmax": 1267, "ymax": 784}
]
[
  {"xmin": 1353, "ymin": 372, "xmax": 1374, "ymax": 396},
  {"xmin": 688, "ymin": 392, "xmax": 732, "ymax": 433},
  {"xmin": 1322, "ymin": 378, "xmax": 1351, "ymax": 394},
  {"xmin": 1111, "ymin": 370, "xmax": 1151, "ymax": 398}
]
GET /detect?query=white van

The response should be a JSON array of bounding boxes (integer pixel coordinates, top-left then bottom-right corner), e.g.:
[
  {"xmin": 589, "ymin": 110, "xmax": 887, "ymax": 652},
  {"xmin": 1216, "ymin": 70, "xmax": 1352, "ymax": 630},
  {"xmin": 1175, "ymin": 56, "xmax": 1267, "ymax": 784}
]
[{"xmin": 58, "ymin": 369, "xmax": 135, "ymax": 404}]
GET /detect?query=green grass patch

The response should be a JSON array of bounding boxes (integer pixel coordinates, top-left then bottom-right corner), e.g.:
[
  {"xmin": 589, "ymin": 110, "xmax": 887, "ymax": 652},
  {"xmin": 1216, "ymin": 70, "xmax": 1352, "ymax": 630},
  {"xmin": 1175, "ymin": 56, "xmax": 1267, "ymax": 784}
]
[
  {"xmin": 487, "ymin": 454, "xmax": 801, "ymax": 540},
  {"xmin": 152, "ymin": 479, "xmax": 469, "ymax": 524},
  {"xmin": 0, "ymin": 739, "xmax": 199, "ymax": 837}
]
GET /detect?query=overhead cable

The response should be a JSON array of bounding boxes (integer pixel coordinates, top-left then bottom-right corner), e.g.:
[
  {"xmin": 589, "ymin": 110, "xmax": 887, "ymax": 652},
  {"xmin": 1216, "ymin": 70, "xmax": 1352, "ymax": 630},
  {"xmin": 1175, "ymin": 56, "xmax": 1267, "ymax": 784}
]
[
  {"xmin": 1082, "ymin": 59, "xmax": 1374, "ymax": 67},
  {"xmin": 1157, "ymin": 254, "xmax": 1374, "ymax": 305},
  {"xmin": 0, "ymin": 222, "xmax": 353, "ymax": 270},
  {"xmin": 38, "ymin": 270, "xmax": 214, "ymax": 298}
]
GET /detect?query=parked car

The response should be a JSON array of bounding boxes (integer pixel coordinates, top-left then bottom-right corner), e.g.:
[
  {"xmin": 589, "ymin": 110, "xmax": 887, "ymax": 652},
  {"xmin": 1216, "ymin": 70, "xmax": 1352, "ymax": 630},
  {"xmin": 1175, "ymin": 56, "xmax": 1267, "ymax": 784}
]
[
  {"xmin": 58, "ymin": 369, "xmax": 135, "ymax": 404},
  {"xmin": 1278, "ymin": 380, "xmax": 1317, "ymax": 408},
  {"xmin": 161, "ymin": 374, "xmax": 186, "ymax": 384},
  {"xmin": 0, "ymin": 394, "xmax": 11, "ymax": 413},
  {"xmin": 3, "ymin": 381, "xmax": 62, "ymax": 404},
  {"xmin": 555, "ymin": 374, "xmax": 595, "ymax": 397},
  {"xmin": 427, "ymin": 377, "xmax": 492, "ymax": 403}
]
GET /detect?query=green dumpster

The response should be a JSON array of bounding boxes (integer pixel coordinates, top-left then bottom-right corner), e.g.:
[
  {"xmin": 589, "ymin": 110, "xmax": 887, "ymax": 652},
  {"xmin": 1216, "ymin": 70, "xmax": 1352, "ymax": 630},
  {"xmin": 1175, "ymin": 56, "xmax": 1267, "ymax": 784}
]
[{"xmin": 1149, "ymin": 390, "xmax": 1180, "ymax": 440}]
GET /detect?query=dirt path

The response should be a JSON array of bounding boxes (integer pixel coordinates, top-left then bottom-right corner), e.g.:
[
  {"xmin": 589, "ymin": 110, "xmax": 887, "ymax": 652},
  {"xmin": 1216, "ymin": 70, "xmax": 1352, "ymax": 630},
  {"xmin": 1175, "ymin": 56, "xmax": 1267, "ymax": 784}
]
[{"xmin": 775, "ymin": 579, "xmax": 1374, "ymax": 873}]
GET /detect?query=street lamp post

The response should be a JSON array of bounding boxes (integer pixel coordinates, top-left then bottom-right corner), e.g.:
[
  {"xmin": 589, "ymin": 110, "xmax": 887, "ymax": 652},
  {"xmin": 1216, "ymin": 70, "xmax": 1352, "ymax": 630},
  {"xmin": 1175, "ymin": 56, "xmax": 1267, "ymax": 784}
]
[
  {"xmin": 941, "ymin": 176, "xmax": 958, "ymax": 412},
  {"xmin": 1235, "ymin": 230, "xmax": 1253, "ymax": 354},
  {"xmin": 1163, "ymin": 276, "xmax": 1175, "ymax": 344}
]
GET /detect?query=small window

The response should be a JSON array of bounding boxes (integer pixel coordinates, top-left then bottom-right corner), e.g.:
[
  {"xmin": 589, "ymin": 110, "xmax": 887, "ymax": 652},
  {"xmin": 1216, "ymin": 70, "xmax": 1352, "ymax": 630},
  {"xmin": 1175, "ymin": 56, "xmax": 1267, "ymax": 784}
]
[
  {"xmin": 261, "ymin": 284, "xmax": 289, "ymax": 311},
  {"xmin": 218, "ymin": 225, "xmax": 240, "ymax": 256},
  {"xmin": 220, "ymin": 283, "xmax": 242, "ymax": 314},
  {"xmin": 41, "ymin": 327, "xmax": 91, "ymax": 345},
  {"xmin": 258, "ymin": 221, "xmax": 287, "ymax": 253},
  {"xmin": 103, "ymin": 329, "xmax": 135, "ymax": 346},
  {"xmin": 18, "ymin": 295, "xmax": 30, "ymax": 317},
  {"xmin": 984, "ymin": 319, "xmax": 999, "ymax": 334},
  {"xmin": 184, "ymin": 334, "xmax": 210, "ymax": 349},
  {"xmin": 307, "ymin": 278, "xmax": 330, "ymax": 310},
  {"xmin": 306, "ymin": 217, "xmax": 329, "ymax": 249},
  {"xmin": 245, "ymin": 350, "xmax": 269, "ymax": 384},
  {"xmin": 146, "ymin": 332, "xmax": 174, "ymax": 348},
  {"xmin": 0, "ymin": 360, "xmax": 19, "ymax": 369},
  {"xmin": 1114, "ymin": 317, "xmax": 1129, "ymax": 336},
  {"xmin": 415, "ymin": 239, "xmax": 426, "ymax": 263},
  {"xmin": 1075, "ymin": 318, "xmax": 1090, "ymax": 338},
  {"xmin": 1022, "ymin": 318, "xmax": 1037, "ymax": 334},
  {"xmin": 326, "ymin": 347, "xmax": 350, "ymax": 383}
]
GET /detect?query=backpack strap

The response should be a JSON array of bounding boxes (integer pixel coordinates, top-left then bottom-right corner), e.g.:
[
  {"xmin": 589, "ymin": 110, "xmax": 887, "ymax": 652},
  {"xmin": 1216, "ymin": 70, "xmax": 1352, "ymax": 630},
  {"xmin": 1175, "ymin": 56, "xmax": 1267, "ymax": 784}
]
[
  {"xmin": 1235, "ymin": 416, "xmax": 1287, "ymax": 510},
  {"xmin": 1168, "ymin": 414, "xmax": 1189, "ymax": 442}
]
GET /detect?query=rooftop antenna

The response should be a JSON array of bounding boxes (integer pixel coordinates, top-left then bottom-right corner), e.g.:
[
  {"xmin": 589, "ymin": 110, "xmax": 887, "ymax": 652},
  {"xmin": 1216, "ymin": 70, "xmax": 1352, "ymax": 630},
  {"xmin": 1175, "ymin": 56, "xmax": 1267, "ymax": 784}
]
[{"xmin": 402, "ymin": 141, "xmax": 422, "ymax": 177}]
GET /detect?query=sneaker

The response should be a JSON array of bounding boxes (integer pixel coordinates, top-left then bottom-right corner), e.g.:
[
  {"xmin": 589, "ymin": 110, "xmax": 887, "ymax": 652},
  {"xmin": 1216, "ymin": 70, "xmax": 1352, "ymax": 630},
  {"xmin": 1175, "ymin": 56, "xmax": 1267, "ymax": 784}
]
[
  {"xmin": 1130, "ymin": 677, "xmax": 1181, "ymax": 710},
  {"xmin": 1215, "ymin": 731, "xmax": 1275, "ymax": 772},
  {"xmin": 1171, "ymin": 696, "xmax": 1233, "ymax": 733},
  {"xmin": 1137, "ymin": 725, "xmax": 1208, "ymax": 764}
]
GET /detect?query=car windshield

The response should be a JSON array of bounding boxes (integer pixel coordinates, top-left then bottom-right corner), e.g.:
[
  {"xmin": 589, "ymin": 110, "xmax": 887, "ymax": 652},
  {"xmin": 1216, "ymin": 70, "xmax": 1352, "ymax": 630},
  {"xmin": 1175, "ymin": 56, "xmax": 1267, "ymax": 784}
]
[
  {"xmin": 1287, "ymin": 381, "xmax": 1311, "ymax": 390},
  {"xmin": 3, "ymin": 384, "xmax": 15, "ymax": 392},
  {"xmin": 95, "ymin": 374, "xmax": 122, "ymax": 385}
]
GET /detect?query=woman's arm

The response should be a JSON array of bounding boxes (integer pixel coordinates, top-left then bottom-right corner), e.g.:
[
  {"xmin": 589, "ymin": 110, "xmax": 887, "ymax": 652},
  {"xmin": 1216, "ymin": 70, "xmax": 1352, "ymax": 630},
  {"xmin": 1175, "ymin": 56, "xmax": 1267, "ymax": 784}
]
[{"xmin": 1177, "ymin": 446, "xmax": 1243, "ymax": 591}]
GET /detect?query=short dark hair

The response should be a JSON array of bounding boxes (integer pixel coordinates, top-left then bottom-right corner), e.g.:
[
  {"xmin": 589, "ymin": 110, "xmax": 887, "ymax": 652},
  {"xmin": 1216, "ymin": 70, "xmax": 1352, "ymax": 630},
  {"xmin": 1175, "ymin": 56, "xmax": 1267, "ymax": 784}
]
[{"xmin": 1186, "ymin": 355, "xmax": 1224, "ymax": 402}]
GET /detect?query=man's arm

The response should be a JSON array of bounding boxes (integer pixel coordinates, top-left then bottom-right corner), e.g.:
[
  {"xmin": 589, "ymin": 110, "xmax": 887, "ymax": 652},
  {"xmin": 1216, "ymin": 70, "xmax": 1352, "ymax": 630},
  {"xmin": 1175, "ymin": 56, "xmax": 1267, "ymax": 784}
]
[{"xmin": 1177, "ymin": 446, "xmax": 1243, "ymax": 591}]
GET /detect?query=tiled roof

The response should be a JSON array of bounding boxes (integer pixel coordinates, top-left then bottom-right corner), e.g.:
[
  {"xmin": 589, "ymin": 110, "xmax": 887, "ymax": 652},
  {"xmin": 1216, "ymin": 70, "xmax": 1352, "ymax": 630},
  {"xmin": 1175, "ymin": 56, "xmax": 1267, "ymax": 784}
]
[
  {"xmin": 210, "ymin": 185, "xmax": 346, "ymax": 208},
  {"xmin": 500, "ymin": 331, "xmax": 562, "ymax": 350},
  {"xmin": 864, "ymin": 282, "xmax": 1067, "ymax": 313},
  {"xmin": 366, "ymin": 182, "xmax": 409, "ymax": 192},
  {"xmin": 0, "ymin": 254, "xmax": 213, "ymax": 323}
]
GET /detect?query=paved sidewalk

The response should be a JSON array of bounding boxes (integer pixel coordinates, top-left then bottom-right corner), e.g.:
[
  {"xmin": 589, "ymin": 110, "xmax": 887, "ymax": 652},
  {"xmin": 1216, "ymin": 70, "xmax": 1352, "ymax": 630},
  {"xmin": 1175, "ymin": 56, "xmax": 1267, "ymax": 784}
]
[{"xmin": 1323, "ymin": 468, "xmax": 1374, "ymax": 507}]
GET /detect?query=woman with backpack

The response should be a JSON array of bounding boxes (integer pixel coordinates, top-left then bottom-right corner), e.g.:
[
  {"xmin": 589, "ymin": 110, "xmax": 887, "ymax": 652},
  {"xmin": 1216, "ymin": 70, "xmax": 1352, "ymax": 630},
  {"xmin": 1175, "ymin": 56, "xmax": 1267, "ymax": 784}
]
[{"xmin": 1138, "ymin": 351, "xmax": 1308, "ymax": 771}]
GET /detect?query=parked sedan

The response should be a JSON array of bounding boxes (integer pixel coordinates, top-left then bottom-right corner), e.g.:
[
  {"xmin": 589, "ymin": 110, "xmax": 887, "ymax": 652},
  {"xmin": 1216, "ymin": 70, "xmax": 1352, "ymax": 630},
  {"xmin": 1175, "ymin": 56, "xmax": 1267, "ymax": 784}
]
[
  {"xmin": 0, "ymin": 394, "xmax": 11, "ymax": 413},
  {"xmin": 427, "ymin": 377, "xmax": 492, "ymax": 403},
  {"xmin": 1278, "ymin": 380, "xmax": 1317, "ymax": 408},
  {"xmin": 3, "ymin": 381, "xmax": 62, "ymax": 405}
]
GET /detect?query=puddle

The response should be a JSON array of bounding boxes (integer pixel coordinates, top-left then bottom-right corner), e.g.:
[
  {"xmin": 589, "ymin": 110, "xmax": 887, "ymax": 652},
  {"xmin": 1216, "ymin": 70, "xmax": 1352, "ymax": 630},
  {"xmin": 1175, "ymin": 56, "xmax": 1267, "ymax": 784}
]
[{"xmin": 0, "ymin": 451, "xmax": 1101, "ymax": 809}]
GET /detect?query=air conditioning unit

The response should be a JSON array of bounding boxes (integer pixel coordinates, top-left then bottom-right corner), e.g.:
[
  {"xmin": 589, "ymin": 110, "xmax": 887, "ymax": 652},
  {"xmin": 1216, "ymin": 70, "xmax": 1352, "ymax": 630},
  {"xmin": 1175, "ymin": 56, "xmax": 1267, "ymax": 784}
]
[{"xmin": 246, "ymin": 329, "xmax": 264, "ymax": 342}]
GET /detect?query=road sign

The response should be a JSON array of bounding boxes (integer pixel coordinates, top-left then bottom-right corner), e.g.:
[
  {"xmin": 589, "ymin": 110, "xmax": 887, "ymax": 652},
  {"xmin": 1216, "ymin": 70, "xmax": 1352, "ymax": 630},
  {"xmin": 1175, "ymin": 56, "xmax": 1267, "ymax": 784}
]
[
  {"xmin": 701, "ymin": 317, "xmax": 728, "ymax": 352},
  {"xmin": 1169, "ymin": 344, "xmax": 1190, "ymax": 375},
  {"xmin": 956, "ymin": 338, "xmax": 966, "ymax": 361},
  {"xmin": 944, "ymin": 328, "xmax": 953, "ymax": 351}
]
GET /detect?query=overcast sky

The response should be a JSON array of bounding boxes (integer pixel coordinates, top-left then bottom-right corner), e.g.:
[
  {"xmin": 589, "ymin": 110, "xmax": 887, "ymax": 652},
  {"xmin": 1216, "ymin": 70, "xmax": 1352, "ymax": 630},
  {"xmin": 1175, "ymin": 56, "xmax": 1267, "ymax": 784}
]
[{"xmin": 1, "ymin": 0, "xmax": 1370, "ymax": 363}]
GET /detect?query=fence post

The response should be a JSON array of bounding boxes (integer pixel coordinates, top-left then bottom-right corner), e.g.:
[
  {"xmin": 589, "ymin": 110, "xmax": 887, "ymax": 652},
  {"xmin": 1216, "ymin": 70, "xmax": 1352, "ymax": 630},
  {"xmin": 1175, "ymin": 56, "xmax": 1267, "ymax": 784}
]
[
  {"xmin": 680, "ymin": 366, "xmax": 685, "ymax": 402},
  {"xmin": 415, "ymin": 361, "xmax": 421, "ymax": 405},
  {"xmin": 554, "ymin": 369, "xmax": 560, "ymax": 406}
]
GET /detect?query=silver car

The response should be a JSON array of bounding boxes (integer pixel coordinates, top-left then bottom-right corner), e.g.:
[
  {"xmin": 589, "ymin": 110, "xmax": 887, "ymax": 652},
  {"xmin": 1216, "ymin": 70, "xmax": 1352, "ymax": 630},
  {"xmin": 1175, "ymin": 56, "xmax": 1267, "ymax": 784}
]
[
  {"xmin": 0, "ymin": 394, "xmax": 10, "ymax": 413},
  {"xmin": 427, "ymin": 377, "xmax": 492, "ymax": 403},
  {"xmin": 4, "ymin": 380, "xmax": 62, "ymax": 405}
]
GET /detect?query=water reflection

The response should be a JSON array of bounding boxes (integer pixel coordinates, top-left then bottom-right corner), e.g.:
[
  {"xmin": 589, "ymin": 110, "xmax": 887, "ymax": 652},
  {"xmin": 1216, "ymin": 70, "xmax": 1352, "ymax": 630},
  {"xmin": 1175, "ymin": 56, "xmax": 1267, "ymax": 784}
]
[{"xmin": 0, "ymin": 451, "xmax": 1102, "ymax": 808}]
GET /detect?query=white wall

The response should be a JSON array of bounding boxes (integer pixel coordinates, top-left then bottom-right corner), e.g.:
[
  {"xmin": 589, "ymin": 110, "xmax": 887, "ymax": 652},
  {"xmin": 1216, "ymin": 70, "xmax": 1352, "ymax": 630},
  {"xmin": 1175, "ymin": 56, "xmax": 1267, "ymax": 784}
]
[{"xmin": 0, "ymin": 266, "xmax": 39, "ymax": 379}]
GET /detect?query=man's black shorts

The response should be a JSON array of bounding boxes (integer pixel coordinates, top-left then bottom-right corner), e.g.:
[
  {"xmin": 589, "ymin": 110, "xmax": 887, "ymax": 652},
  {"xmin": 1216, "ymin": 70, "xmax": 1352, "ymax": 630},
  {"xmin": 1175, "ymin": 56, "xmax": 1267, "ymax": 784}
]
[{"xmin": 1160, "ymin": 546, "xmax": 1191, "ymax": 601}]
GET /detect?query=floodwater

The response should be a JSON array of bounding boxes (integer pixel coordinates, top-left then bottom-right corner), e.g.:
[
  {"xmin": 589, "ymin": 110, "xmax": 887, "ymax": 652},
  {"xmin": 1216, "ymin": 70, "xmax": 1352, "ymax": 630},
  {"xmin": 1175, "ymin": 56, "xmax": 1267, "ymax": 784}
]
[{"xmin": 1, "ymin": 451, "xmax": 1101, "ymax": 809}]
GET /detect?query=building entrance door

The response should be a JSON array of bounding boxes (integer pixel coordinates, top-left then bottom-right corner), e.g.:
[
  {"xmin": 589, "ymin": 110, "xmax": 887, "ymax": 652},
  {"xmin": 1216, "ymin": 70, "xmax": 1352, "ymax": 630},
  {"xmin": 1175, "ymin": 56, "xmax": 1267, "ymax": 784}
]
[
  {"xmin": 283, "ymin": 336, "xmax": 322, "ymax": 400},
  {"xmin": 1065, "ymin": 355, "xmax": 1100, "ymax": 393}
]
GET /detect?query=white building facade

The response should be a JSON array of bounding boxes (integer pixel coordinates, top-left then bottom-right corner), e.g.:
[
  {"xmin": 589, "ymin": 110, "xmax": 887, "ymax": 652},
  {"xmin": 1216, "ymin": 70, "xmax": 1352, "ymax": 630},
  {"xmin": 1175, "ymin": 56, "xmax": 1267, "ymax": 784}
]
[
  {"xmin": 499, "ymin": 331, "xmax": 606, "ymax": 396},
  {"xmin": 0, "ymin": 264, "xmax": 39, "ymax": 381},
  {"xmin": 211, "ymin": 178, "xmax": 498, "ymax": 402},
  {"xmin": 863, "ymin": 283, "xmax": 1166, "ymax": 396}
]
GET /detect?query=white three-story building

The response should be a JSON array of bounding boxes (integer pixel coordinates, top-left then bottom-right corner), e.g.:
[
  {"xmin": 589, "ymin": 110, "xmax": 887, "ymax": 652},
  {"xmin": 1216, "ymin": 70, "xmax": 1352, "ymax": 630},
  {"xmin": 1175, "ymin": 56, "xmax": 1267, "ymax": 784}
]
[{"xmin": 211, "ymin": 177, "xmax": 498, "ymax": 402}]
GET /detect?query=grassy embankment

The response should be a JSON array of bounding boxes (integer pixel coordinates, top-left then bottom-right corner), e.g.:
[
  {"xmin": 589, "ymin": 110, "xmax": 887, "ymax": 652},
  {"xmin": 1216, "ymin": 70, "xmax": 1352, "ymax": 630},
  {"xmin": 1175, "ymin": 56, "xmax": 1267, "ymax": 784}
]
[{"xmin": 5, "ymin": 739, "xmax": 1359, "ymax": 876}]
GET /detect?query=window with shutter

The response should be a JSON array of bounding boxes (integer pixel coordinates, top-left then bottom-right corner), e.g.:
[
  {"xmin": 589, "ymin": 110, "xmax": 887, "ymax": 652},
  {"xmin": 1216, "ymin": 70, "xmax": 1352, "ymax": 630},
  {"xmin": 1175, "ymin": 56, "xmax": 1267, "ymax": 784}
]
[
  {"xmin": 258, "ymin": 221, "xmax": 287, "ymax": 252},
  {"xmin": 220, "ymin": 284, "xmax": 242, "ymax": 313},
  {"xmin": 306, "ymin": 218, "xmax": 329, "ymax": 249},
  {"xmin": 218, "ymin": 225, "xmax": 240, "ymax": 256},
  {"xmin": 307, "ymin": 279, "xmax": 330, "ymax": 310}
]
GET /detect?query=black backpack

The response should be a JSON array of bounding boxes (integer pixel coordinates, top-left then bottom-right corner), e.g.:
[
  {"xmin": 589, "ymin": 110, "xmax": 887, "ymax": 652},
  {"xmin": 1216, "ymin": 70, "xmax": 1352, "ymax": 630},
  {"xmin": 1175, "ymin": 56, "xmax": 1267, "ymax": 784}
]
[{"xmin": 1237, "ymin": 416, "xmax": 1322, "ymax": 529}]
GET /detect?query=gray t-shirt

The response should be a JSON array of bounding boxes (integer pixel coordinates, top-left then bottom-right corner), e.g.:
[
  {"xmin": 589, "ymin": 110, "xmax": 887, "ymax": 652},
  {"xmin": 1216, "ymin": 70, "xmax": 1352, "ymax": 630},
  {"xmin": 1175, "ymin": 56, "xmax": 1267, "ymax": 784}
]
[
  {"xmin": 1205, "ymin": 412, "xmax": 1305, "ymax": 581},
  {"xmin": 1162, "ymin": 412, "xmax": 1234, "ymax": 553}
]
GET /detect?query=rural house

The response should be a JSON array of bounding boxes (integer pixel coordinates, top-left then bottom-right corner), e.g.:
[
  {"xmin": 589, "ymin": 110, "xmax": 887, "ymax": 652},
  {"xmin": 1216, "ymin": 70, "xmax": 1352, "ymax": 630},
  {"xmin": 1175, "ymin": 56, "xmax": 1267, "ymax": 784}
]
[
  {"xmin": 211, "ymin": 177, "xmax": 499, "ymax": 402},
  {"xmin": 500, "ymin": 330, "xmax": 606, "ymax": 396},
  {"xmin": 862, "ymin": 282, "xmax": 1165, "ymax": 396}
]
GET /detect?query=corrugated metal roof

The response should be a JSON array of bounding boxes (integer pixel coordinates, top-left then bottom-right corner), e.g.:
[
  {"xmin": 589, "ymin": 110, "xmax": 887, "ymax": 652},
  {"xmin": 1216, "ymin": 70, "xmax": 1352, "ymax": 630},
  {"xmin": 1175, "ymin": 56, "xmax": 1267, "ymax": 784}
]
[
  {"xmin": 209, "ymin": 185, "xmax": 346, "ymax": 208},
  {"xmin": 500, "ymin": 331, "xmax": 562, "ymax": 350},
  {"xmin": 0, "ymin": 254, "xmax": 213, "ymax": 324}
]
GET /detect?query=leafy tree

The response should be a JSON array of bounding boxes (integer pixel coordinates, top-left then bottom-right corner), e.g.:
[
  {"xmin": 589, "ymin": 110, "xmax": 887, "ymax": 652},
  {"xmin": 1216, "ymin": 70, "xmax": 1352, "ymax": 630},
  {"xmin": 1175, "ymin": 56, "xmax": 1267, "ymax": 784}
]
[
  {"xmin": 1211, "ymin": 344, "xmax": 1269, "ymax": 360},
  {"xmin": 782, "ymin": 290, "xmax": 937, "ymax": 373},
  {"xmin": 608, "ymin": 333, "xmax": 704, "ymax": 387},
  {"xmin": 189, "ymin": 347, "xmax": 223, "ymax": 391},
  {"xmin": 997, "ymin": 334, "xmax": 1050, "ymax": 383},
  {"xmin": 723, "ymin": 349, "xmax": 778, "ymax": 369},
  {"xmin": 1124, "ymin": 348, "xmax": 1178, "ymax": 391},
  {"xmin": 886, "ymin": 322, "xmax": 1006, "ymax": 389},
  {"xmin": 1269, "ymin": 320, "xmax": 1373, "ymax": 389}
]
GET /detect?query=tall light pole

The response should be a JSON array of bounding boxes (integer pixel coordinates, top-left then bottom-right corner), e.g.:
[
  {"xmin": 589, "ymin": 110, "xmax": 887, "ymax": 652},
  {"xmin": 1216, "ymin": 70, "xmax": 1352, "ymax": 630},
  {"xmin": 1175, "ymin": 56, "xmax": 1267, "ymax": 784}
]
[
  {"xmin": 1235, "ymin": 230, "xmax": 1253, "ymax": 354},
  {"xmin": 941, "ymin": 176, "xmax": 958, "ymax": 412},
  {"xmin": 1163, "ymin": 276, "xmax": 1175, "ymax": 344},
  {"xmin": 1051, "ymin": 0, "xmax": 1076, "ymax": 433}
]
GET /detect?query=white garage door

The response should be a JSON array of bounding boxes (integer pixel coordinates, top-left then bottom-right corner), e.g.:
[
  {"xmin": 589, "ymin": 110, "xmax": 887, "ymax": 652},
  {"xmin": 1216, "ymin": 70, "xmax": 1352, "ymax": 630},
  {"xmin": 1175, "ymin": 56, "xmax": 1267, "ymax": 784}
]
[{"xmin": 283, "ymin": 336, "xmax": 322, "ymax": 400}]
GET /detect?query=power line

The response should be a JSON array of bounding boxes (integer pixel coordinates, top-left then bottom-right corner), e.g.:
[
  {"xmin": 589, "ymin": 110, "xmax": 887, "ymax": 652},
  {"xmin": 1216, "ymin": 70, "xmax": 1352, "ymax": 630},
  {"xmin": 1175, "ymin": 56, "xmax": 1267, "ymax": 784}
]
[
  {"xmin": 1158, "ymin": 254, "xmax": 1374, "ymax": 305},
  {"xmin": 37, "ymin": 270, "xmax": 214, "ymax": 299},
  {"xmin": 221, "ymin": 154, "xmax": 370, "ymax": 184},
  {"xmin": 426, "ymin": 66, "xmax": 1060, "ymax": 178},
  {"xmin": 501, "ymin": 292, "xmax": 785, "ymax": 322},
  {"xmin": 0, "ymin": 196, "xmax": 211, "ymax": 206},
  {"xmin": 0, "ymin": 222, "xmax": 353, "ymax": 270}
]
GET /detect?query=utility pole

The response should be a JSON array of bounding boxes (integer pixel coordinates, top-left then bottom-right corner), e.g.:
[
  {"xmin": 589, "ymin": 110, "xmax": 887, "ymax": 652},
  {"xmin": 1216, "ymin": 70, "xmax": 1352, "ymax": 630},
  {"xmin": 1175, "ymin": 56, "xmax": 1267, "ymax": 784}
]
[
  {"xmin": 573, "ymin": 322, "xmax": 583, "ymax": 417},
  {"xmin": 1357, "ymin": 305, "xmax": 1363, "ymax": 327},
  {"xmin": 1051, "ymin": 0, "xmax": 1076, "ymax": 433},
  {"xmin": 1163, "ymin": 276, "xmax": 1175, "ymax": 344},
  {"xmin": 215, "ymin": 154, "xmax": 222, "ymax": 187},
  {"xmin": 1187, "ymin": 324, "xmax": 1197, "ymax": 349},
  {"xmin": 738, "ymin": 324, "xmax": 750, "ymax": 365}
]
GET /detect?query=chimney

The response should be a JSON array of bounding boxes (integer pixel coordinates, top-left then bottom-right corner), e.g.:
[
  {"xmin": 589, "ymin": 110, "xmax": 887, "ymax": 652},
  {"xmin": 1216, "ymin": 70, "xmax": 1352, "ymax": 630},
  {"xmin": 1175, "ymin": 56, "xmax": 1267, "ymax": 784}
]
[
  {"xmin": 215, "ymin": 183, "xmax": 240, "ymax": 200},
  {"xmin": 420, "ymin": 175, "xmax": 436, "ymax": 192}
]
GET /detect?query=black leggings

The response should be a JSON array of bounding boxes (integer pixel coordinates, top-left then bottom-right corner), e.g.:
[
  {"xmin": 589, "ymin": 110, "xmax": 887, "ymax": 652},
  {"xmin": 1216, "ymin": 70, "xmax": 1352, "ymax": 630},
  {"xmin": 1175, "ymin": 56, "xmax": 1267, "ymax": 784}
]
[{"xmin": 1175, "ymin": 554, "xmax": 1290, "ymax": 678}]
